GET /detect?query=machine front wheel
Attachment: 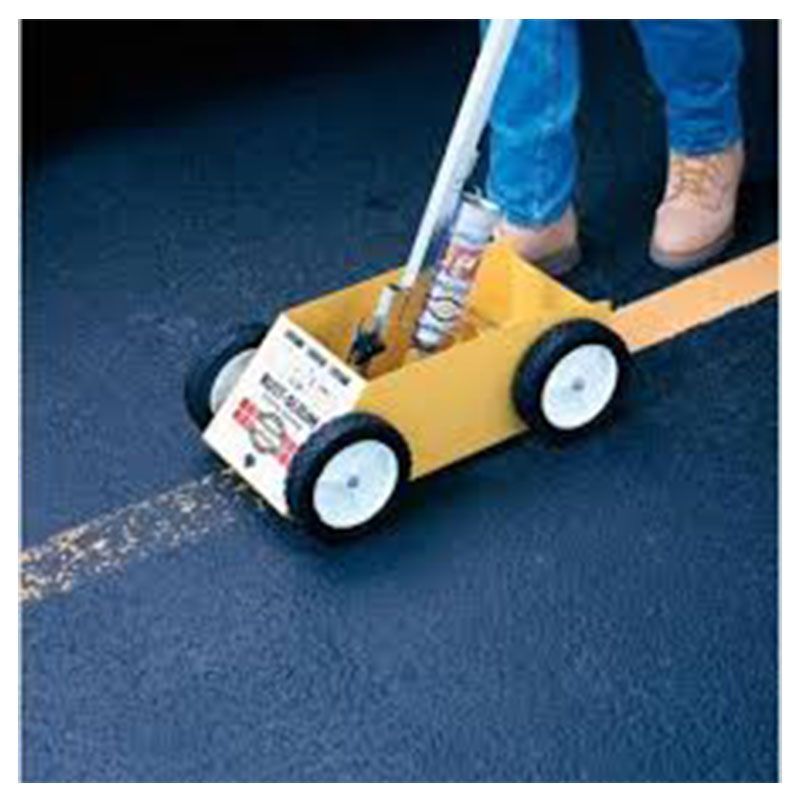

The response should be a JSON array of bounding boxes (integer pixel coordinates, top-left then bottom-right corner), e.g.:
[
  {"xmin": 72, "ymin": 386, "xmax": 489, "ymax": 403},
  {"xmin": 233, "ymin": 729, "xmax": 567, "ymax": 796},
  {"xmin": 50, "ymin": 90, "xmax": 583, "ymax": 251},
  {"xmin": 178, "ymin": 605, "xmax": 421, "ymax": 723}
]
[
  {"xmin": 286, "ymin": 413, "xmax": 411, "ymax": 541},
  {"xmin": 184, "ymin": 323, "xmax": 268, "ymax": 431},
  {"xmin": 513, "ymin": 319, "xmax": 630, "ymax": 439}
]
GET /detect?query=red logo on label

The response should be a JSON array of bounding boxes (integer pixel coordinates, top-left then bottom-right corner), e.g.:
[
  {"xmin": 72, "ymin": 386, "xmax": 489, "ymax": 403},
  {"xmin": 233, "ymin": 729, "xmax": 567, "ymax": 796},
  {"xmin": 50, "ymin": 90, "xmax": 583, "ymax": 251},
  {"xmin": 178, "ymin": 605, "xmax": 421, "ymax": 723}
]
[
  {"xmin": 275, "ymin": 435, "xmax": 298, "ymax": 466},
  {"xmin": 233, "ymin": 398, "xmax": 261, "ymax": 429},
  {"xmin": 233, "ymin": 398, "xmax": 298, "ymax": 466}
]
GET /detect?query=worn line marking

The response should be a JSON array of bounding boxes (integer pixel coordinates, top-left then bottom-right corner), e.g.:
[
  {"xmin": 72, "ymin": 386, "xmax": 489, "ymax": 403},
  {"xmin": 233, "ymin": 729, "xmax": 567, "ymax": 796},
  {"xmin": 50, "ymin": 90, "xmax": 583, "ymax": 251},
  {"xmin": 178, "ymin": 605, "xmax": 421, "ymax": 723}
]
[
  {"xmin": 613, "ymin": 243, "xmax": 779, "ymax": 352},
  {"xmin": 21, "ymin": 243, "xmax": 779, "ymax": 605},
  {"xmin": 20, "ymin": 469, "xmax": 269, "ymax": 605}
]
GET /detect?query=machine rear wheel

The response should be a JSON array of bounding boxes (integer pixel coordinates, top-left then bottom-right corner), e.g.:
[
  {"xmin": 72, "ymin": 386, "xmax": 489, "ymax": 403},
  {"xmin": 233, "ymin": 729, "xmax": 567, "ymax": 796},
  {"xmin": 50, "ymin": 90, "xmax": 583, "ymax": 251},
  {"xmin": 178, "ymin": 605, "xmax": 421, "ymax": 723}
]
[
  {"xmin": 184, "ymin": 323, "xmax": 268, "ymax": 431},
  {"xmin": 286, "ymin": 413, "xmax": 411, "ymax": 540},
  {"xmin": 513, "ymin": 319, "xmax": 630, "ymax": 439}
]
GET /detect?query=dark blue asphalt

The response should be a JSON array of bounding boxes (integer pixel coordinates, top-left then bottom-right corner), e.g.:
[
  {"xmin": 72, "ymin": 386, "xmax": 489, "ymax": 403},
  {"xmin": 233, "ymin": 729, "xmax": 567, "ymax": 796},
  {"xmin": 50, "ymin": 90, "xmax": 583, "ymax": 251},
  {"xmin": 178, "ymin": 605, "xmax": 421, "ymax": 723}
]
[{"xmin": 22, "ymin": 22, "xmax": 778, "ymax": 781}]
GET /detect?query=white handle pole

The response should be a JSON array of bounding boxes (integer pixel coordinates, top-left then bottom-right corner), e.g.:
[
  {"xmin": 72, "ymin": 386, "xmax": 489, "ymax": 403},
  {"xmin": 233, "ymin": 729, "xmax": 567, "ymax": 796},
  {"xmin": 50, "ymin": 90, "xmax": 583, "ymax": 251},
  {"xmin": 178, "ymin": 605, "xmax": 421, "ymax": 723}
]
[
  {"xmin": 349, "ymin": 19, "xmax": 521, "ymax": 366},
  {"xmin": 399, "ymin": 18, "xmax": 521, "ymax": 289}
]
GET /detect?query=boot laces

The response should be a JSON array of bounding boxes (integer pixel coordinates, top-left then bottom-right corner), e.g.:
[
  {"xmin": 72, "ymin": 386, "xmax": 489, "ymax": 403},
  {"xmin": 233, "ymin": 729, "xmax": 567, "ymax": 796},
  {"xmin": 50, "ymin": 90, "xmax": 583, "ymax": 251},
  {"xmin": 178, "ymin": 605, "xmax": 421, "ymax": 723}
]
[{"xmin": 668, "ymin": 153, "xmax": 727, "ymax": 209}]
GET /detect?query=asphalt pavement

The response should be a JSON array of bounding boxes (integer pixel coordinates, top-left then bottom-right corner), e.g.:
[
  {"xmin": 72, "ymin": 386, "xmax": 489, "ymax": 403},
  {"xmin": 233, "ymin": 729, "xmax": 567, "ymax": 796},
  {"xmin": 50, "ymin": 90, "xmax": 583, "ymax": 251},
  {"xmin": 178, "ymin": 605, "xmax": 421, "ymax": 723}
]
[{"xmin": 22, "ymin": 21, "xmax": 778, "ymax": 781}]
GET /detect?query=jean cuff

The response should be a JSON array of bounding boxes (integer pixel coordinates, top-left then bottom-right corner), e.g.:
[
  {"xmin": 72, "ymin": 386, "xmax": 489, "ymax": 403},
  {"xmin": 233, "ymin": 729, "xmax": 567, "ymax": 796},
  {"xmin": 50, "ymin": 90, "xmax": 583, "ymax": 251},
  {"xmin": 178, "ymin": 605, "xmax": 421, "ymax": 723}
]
[
  {"xmin": 486, "ymin": 182, "xmax": 573, "ymax": 228},
  {"xmin": 666, "ymin": 81, "xmax": 743, "ymax": 156}
]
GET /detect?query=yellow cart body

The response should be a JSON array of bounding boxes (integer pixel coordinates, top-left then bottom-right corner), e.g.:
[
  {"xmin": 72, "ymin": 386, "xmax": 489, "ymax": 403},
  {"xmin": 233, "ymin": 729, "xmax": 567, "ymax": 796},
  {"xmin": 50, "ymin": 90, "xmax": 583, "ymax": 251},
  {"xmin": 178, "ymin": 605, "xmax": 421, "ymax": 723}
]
[{"xmin": 203, "ymin": 243, "xmax": 613, "ymax": 516}]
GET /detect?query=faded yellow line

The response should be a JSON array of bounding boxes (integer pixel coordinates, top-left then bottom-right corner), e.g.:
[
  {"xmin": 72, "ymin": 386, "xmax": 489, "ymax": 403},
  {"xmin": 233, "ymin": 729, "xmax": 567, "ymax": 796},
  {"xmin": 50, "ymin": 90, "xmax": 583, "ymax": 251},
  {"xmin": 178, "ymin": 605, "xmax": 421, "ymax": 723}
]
[
  {"xmin": 20, "ymin": 469, "xmax": 264, "ymax": 605},
  {"xmin": 613, "ymin": 243, "xmax": 779, "ymax": 352}
]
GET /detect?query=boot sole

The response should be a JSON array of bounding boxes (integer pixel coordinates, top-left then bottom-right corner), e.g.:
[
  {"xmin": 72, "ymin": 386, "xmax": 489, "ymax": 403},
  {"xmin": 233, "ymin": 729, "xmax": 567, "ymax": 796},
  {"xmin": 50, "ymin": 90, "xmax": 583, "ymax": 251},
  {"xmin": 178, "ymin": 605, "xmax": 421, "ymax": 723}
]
[{"xmin": 649, "ymin": 225, "xmax": 735, "ymax": 272}]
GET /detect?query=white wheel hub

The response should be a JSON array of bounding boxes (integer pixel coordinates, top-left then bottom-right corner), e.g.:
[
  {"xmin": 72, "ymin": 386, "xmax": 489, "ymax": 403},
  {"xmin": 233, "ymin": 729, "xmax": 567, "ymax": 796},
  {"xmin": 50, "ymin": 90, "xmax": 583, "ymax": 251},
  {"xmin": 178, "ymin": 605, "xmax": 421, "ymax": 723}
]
[
  {"xmin": 540, "ymin": 343, "xmax": 619, "ymax": 430},
  {"xmin": 312, "ymin": 440, "xmax": 400, "ymax": 529},
  {"xmin": 209, "ymin": 349, "xmax": 257, "ymax": 414}
]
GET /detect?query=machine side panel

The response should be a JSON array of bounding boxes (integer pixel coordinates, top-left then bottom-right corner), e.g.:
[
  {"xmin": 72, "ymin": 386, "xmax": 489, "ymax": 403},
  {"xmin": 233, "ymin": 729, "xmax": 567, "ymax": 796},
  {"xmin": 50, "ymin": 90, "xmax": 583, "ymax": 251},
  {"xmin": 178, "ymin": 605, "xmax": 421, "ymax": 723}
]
[{"xmin": 355, "ymin": 304, "xmax": 609, "ymax": 480}]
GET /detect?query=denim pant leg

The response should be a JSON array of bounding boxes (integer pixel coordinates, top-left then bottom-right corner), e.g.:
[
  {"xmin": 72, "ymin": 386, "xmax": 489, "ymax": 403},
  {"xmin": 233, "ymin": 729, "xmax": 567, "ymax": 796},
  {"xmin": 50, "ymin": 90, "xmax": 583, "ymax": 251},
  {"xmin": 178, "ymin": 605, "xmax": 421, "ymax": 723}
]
[
  {"xmin": 485, "ymin": 20, "xmax": 580, "ymax": 226},
  {"xmin": 632, "ymin": 20, "xmax": 743, "ymax": 155}
]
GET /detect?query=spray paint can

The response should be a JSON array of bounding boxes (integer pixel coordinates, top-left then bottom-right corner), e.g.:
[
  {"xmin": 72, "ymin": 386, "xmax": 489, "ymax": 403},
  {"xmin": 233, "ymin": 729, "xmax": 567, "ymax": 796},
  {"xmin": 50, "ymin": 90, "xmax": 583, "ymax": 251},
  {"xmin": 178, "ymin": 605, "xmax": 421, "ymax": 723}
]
[{"xmin": 412, "ymin": 191, "xmax": 501, "ymax": 353}]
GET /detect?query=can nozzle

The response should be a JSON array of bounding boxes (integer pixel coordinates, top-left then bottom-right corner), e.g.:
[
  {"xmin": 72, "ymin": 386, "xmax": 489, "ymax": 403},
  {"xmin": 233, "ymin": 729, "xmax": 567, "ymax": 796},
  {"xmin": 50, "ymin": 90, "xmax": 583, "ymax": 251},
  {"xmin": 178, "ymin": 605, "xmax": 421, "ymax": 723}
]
[
  {"xmin": 347, "ymin": 284, "xmax": 402, "ymax": 369},
  {"xmin": 348, "ymin": 322, "xmax": 387, "ymax": 368}
]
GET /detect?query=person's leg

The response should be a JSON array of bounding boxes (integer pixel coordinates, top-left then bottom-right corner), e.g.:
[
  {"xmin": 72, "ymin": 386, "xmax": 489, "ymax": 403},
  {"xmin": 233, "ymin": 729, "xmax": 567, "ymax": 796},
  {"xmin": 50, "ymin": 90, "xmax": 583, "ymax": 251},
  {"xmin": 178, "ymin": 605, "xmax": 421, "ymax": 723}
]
[
  {"xmin": 634, "ymin": 19, "xmax": 742, "ymax": 154},
  {"xmin": 485, "ymin": 20, "xmax": 582, "ymax": 273},
  {"xmin": 633, "ymin": 20, "xmax": 745, "ymax": 269}
]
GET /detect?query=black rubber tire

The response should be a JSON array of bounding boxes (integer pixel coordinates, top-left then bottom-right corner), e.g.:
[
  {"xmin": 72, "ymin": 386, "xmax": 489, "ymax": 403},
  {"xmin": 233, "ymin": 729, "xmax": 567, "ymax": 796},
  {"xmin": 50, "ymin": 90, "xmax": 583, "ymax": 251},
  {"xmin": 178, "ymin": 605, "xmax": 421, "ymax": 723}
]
[
  {"xmin": 286, "ymin": 413, "xmax": 412, "ymax": 541},
  {"xmin": 184, "ymin": 322, "xmax": 269, "ymax": 431},
  {"xmin": 512, "ymin": 318, "xmax": 630, "ymax": 440}
]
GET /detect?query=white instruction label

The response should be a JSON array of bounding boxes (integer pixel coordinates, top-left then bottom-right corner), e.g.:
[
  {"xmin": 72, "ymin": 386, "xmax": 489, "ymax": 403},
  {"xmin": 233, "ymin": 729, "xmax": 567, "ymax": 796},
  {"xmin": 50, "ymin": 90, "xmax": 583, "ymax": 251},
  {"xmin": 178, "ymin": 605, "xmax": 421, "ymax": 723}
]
[{"xmin": 203, "ymin": 314, "xmax": 365, "ymax": 516}]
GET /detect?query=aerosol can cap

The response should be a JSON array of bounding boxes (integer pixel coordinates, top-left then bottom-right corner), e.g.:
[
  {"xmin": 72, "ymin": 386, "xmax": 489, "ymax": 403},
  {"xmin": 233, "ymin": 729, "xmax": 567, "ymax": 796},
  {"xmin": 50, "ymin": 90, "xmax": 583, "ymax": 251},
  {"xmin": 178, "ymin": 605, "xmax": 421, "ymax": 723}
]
[{"xmin": 455, "ymin": 191, "xmax": 502, "ymax": 243}]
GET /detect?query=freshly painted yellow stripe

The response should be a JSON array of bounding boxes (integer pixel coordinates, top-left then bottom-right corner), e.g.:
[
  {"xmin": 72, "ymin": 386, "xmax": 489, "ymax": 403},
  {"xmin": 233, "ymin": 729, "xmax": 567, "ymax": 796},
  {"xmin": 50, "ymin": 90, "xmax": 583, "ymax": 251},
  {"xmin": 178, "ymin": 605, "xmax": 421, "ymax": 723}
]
[{"xmin": 612, "ymin": 243, "xmax": 779, "ymax": 353}]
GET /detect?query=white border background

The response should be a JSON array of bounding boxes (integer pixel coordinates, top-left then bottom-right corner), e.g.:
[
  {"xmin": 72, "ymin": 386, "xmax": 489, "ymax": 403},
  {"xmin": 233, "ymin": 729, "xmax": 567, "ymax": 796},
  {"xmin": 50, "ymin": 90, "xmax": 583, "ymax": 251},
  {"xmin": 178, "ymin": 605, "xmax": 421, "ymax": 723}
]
[{"xmin": 6, "ymin": 5, "xmax": 792, "ymax": 792}]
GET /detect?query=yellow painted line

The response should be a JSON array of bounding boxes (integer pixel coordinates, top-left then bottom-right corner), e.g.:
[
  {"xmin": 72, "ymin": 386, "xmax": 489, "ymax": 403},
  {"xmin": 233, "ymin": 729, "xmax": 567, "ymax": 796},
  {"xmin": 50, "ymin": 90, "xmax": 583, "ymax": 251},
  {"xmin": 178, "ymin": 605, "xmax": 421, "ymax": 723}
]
[
  {"xmin": 613, "ymin": 243, "xmax": 779, "ymax": 353},
  {"xmin": 21, "ymin": 244, "xmax": 779, "ymax": 605},
  {"xmin": 20, "ymin": 469, "xmax": 266, "ymax": 605}
]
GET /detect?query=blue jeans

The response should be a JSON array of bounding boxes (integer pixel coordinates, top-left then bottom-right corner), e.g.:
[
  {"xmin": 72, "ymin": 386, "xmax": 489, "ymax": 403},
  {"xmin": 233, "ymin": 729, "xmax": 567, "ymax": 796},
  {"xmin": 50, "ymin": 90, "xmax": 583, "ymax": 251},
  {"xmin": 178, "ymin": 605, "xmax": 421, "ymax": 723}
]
[{"xmin": 485, "ymin": 20, "xmax": 743, "ymax": 225}]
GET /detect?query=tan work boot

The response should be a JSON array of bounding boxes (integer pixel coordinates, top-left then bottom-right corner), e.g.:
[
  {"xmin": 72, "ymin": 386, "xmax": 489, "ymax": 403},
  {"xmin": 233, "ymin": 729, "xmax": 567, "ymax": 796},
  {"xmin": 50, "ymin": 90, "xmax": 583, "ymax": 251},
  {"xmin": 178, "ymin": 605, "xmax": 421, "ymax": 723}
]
[
  {"xmin": 650, "ymin": 142, "xmax": 744, "ymax": 270},
  {"xmin": 495, "ymin": 206, "xmax": 581, "ymax": 276}
]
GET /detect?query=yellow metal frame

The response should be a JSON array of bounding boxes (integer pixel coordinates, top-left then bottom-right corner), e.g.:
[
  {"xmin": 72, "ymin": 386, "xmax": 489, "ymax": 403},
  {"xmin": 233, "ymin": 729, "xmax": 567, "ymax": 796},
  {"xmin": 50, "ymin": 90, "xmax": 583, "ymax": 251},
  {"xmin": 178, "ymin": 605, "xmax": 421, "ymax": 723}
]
[{"xmin": 286, "ymin": 242, "xmax": 613, "ymax": 480}]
